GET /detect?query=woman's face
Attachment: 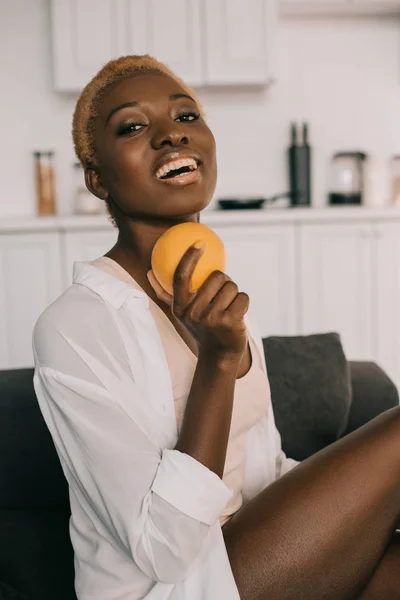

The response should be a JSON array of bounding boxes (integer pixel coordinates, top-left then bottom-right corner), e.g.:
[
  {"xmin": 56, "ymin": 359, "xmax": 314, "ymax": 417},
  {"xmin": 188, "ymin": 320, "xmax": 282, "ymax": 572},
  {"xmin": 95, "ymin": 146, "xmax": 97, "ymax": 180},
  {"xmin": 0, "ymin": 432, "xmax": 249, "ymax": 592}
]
[{"xmin": 92, "ymin": 73, "xmax": 217, "ymax": 222}]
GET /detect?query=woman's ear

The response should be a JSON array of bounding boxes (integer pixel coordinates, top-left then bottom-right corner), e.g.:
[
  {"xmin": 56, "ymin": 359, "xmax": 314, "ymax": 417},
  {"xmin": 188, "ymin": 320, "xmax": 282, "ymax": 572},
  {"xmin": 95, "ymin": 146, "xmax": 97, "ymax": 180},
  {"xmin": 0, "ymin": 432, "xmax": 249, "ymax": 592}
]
[{"xmin": 85, "ymin": 168, "xmax": 109, "ymax": 201}]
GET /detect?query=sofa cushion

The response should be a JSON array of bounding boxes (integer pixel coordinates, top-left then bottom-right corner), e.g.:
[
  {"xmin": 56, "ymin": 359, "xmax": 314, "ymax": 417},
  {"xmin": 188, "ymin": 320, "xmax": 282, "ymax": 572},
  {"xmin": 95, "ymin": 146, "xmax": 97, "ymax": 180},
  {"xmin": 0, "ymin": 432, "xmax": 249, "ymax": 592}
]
[
  {"xmin": 263, "ymin": 332, "xmax": 352, "ymax": 461},
  {"xmin": 344, "ymin": 361, "xmax": 399, "ymax": 436}
]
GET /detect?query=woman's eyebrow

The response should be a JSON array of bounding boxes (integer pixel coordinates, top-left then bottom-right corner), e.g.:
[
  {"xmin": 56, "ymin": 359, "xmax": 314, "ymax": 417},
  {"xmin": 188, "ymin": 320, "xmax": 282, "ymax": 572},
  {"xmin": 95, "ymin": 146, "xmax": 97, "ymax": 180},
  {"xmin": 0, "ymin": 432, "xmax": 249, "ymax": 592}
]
[
  {"xmin": 105, "ymin": 101, "xmax": 140, "ymax": 126},
  {"xmin": 105, "ymin": 94, "xmax": 195, "ymax": 127},
  {"xmin": 170, "ymin": 93, "xmax": 196, "ymax": 103}
]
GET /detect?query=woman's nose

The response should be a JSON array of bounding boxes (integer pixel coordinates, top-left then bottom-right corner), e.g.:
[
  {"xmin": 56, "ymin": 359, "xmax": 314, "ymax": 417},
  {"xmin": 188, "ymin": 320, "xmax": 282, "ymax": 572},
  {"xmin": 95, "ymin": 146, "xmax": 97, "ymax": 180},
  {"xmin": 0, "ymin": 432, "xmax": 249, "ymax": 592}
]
[{"xmin": 151, "ymin": 122, "xmax": 189, "ymax": 149}]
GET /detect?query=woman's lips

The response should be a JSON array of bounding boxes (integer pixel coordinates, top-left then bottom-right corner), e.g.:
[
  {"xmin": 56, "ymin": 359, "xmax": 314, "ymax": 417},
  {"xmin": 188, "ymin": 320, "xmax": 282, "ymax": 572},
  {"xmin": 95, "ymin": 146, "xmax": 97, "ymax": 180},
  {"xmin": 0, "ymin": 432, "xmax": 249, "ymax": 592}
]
[
  {"xmin": 156, "ymin": 157, "xmax": 198, "ymax": 179},
  {"xmin": 156, "ymin": 165, "xmax": 201, "ymax": 186}
]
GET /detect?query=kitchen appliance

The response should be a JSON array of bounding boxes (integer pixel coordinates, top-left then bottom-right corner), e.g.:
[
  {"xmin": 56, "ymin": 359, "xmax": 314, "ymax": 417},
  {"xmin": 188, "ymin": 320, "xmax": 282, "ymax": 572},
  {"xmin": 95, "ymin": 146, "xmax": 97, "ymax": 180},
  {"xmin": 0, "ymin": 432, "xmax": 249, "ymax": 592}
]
[{"xmin": 329, "ymin": 152, "xmax": 367, "ymax": 205}]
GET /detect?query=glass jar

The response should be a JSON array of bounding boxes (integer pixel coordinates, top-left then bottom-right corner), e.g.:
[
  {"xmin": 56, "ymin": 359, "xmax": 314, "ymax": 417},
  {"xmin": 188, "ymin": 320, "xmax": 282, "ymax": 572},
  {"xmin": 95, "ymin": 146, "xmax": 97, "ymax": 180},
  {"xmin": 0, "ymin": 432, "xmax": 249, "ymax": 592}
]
[
  {"xmin": 34, "ymin": 151, "xmax": 56, "ymax": 215},
  {"xmin": 391, "ymin": 156, "xmax": 400, "ymax": 205}
]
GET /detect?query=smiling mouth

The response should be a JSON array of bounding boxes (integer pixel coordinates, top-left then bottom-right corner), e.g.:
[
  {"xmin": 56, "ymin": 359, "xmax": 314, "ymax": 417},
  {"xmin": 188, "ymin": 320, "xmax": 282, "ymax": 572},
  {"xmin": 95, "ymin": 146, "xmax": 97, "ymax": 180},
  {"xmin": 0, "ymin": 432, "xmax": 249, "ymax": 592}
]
[{"xmin": 156, "ymin": 157, "xmax": 200, "ymax": 180}]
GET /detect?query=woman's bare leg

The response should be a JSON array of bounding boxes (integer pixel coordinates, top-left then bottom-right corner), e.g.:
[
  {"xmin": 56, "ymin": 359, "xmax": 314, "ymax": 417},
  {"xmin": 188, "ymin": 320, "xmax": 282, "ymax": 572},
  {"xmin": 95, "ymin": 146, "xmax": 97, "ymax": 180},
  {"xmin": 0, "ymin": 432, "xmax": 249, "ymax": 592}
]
[
  {"xmin": 223, "ymin": 407, "xmax": 400, "ymax": 600},
  {"xmin": 358, "ymin": 533, "xmax": 400, "ymax": 599}
]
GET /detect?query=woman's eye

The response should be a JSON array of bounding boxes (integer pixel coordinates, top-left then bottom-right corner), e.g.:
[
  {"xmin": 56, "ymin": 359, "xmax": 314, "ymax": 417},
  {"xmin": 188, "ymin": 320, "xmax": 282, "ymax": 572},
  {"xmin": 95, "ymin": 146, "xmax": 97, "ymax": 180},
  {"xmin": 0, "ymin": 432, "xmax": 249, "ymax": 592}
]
[
  {"xmin": 176, "ymin": 112, "xmax": 200, "ymax": 123},
  {"xmin": 118, "ymin": 122, "xmax": 144, "ymax": 136}
]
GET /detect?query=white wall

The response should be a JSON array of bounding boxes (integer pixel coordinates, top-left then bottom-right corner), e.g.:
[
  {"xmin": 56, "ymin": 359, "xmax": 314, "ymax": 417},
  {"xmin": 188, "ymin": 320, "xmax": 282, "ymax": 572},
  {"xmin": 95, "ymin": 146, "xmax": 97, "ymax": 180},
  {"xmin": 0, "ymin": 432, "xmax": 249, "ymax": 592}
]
[{"xmin": 1, "ymin": 0, "xmax": 400, "ymax": 217}]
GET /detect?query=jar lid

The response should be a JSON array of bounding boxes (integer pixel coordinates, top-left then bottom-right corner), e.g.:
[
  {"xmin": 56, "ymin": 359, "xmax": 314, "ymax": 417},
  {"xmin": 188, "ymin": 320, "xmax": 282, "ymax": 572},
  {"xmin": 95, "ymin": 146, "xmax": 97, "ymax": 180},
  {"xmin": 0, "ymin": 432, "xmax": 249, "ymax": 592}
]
[{"xmin": 33, "ymin": 150, "xmax": 55, "ymax": 157}]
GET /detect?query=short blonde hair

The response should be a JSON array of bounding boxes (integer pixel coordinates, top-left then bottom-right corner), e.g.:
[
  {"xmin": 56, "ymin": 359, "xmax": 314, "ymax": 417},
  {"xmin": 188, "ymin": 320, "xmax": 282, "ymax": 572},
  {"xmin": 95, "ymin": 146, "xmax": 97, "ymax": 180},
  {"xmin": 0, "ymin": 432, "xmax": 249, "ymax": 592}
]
[{"xmin": 72, "ymin": 54, "xmax": 203, "ymax": 170}]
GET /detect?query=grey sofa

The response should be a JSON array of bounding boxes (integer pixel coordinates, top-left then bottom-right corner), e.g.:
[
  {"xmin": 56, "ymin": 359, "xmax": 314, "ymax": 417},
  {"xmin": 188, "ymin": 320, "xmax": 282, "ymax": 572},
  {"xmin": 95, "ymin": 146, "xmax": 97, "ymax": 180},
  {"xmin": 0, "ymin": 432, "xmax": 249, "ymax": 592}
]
[{"xmin": 0, "ymin": 333, "xmax": 398, "ymax": 599}]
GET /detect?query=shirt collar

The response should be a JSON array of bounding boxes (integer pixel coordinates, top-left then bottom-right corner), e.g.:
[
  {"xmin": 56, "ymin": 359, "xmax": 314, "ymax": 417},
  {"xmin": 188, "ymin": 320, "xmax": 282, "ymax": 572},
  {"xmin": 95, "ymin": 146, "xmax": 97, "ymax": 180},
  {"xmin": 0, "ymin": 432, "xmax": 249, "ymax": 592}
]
[{"xmin": 73, "ymin": 262, "xmax": 149, "ymax": 310}]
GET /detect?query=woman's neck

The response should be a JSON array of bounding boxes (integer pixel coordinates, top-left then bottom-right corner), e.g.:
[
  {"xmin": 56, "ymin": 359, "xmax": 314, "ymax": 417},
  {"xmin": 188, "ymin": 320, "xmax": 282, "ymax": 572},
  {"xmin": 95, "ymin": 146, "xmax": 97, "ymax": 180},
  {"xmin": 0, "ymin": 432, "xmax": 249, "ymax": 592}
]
[{"xmin": 105, "ymin": 213, "xmax": 199, "ymax": 293}]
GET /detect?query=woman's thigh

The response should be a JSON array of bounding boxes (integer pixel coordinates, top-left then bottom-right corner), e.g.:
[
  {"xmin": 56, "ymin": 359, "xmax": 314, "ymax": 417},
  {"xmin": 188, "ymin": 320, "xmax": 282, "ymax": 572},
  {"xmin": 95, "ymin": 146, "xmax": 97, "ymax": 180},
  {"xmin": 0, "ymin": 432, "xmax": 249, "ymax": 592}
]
[
  {"xmin": 358, "ymin": 533, "xmax": 400, "ymax": 599},
  {"xmin": 223, "ymin": 407, "xmax": 400, "ymax": 600}
]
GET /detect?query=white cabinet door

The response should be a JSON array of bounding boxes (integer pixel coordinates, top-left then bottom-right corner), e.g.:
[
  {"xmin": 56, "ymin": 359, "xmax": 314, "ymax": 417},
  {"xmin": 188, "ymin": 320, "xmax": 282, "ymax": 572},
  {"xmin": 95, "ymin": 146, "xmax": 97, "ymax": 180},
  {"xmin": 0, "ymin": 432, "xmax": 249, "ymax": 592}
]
[
  {"xmin": 62, "ymin": 229, "xmax": 118, "ymax": 285},
  {"xmin": 214, "ymin": 225, "xmax": 297, "ymax": 338},
  {"xmin": 299, "ymin": 223, "xmax": 374, "ymax": 361},
  {"xmin": 204, "ymin": 0, "xmax": 275, "ymax": 85},
  {"xmin": 0, "ymin": 233, "xmax": 63, "ymax": 369},
  {"xmin": 126, "ymin": 0, "xmax": 203, "ymax": 86},
  {"xmin": 51, "ymin": 0, "xmax": 126, "ymax": 91},
  {"xmin": 52, "ymin": 0, "xmax": 276, "ymax": 90},
  {"xmin": 375, "ymin": 222, "xmax": 400, "ymax": 391},
  {"xmin": 52, "ymin": 0, "xmax": 203, "ymax": 90}
]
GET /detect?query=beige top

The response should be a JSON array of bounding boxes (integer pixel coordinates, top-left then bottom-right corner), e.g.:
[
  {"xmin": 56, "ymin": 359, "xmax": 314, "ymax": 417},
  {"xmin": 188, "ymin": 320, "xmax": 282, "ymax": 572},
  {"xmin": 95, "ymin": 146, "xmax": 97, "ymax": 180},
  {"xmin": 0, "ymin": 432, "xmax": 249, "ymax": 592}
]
[{"xmin": 91, "ymin": 256, "xmax": 270, "ymax": 526}]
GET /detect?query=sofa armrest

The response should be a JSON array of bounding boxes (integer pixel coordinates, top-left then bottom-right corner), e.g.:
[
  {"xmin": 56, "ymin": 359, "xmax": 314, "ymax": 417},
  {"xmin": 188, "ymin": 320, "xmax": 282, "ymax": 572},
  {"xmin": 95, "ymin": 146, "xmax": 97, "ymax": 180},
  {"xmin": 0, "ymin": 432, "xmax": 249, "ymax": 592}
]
[{"xmin": 342, "ymin": 361, "xmax": 399, "ymax": 437}]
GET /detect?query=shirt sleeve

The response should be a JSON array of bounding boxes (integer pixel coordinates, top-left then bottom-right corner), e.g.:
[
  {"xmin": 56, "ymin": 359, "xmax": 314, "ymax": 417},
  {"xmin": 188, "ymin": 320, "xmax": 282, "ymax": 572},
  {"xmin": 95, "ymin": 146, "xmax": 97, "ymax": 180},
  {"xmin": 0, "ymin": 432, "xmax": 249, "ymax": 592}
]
[
  {"xmin": 244, "ymin": 312, "xmax": 299, "ymax": 478},
  {"xmin": 274, "ymin": 420, "xmax": 299, "ymax": 477},
  {"xmin": 33, "ymin": 335, "xmax": 232, "ymax": 585}
]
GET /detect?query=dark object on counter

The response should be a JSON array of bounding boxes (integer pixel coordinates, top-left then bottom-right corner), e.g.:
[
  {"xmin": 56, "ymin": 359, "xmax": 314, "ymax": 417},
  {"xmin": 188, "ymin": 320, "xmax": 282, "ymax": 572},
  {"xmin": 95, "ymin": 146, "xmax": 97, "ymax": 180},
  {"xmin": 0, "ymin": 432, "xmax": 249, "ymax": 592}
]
[
  {"xmin": 33, "ymin": 151, "xmax": 56, "ymax": 216},
  {"xmin": 288, "ymin": 122, "xmax": 311, "ymax": 207},
  {"xmin": 218, "ymin": 198, "xmax": 265, "ymax": 210},
  {"xmin": 328, "ymin": 151, "xmax": 367, "ymax": 206},
  {"xmin": 329, "ymin": 193, "xmax": 362, "ymax": 205},
  {"xmin": 217, "ymin": 192, "xmax": 293, "ymax": 210}
]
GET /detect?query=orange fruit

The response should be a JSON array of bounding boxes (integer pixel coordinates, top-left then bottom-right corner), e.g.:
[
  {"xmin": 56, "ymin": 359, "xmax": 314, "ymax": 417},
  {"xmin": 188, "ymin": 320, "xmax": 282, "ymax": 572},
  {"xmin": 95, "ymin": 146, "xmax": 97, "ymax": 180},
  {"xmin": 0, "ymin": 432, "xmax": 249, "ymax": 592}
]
[{"xmin": 151, "ymin": 222, "xmax": 226, "ymax": 295}]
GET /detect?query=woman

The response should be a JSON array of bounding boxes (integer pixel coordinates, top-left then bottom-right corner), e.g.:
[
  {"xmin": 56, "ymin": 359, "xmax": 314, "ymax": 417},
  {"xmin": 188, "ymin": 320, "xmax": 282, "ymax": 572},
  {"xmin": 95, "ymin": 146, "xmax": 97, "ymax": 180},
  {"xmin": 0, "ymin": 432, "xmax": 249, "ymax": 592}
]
[{"xmin": 33, "ymin": 55, "xmax": 400, "ymax": 600}]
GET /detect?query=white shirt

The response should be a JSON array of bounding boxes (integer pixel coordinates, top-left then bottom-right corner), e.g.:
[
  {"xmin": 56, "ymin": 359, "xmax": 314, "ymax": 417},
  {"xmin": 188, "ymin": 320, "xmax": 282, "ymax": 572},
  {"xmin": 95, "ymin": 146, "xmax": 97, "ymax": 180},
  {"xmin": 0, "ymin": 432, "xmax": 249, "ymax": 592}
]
[{"xmin": 33, "ymin": 261, "xmax": 297, "ymax": 600}]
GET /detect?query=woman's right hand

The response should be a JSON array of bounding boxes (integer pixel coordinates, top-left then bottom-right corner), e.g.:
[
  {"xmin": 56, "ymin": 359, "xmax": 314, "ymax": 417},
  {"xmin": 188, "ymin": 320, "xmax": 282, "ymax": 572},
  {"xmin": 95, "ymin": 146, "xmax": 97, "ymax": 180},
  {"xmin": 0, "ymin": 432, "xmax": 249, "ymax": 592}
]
[{"xmin": 148, "ymin": 242, "xmax": 249, "ymax": 363}]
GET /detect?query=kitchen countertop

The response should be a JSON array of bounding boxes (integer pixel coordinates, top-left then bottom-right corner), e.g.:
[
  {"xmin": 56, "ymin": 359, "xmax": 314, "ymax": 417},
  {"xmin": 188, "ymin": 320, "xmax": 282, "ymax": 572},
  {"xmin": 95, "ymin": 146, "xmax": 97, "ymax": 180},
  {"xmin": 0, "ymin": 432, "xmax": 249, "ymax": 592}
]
[{"xmin": 1, "ymin": 206, "xmax": 400, "ymax": 233}]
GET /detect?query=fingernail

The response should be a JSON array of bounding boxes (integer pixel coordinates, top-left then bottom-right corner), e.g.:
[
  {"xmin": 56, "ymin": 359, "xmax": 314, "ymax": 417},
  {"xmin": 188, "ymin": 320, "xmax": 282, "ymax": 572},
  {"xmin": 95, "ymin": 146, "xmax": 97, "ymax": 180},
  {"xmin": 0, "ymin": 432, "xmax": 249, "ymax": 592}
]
[{"xmin": 194, "ymin": 240, "xmax": 206, "ymax": 250}]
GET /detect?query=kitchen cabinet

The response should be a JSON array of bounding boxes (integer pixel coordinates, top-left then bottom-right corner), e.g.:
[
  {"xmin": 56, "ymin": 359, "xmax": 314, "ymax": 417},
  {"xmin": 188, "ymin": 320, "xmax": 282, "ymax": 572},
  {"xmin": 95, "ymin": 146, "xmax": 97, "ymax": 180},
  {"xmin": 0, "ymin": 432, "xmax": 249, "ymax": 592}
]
[
  {"xmin": 214, "ymin": 224, "xmax": 297, "ymax": 337},
  {"xmin": 375, "ymin": 222, "xmax": 400, "ymax": 391},
  {"xmin": 280, "ymin": 0, "xmax": 400, "ymax": 17},
  {"xmin": 3, "ymin": 208, "xmax": 400, "ymax": 388},
  {"xmin": 51, "ymin": 0, "xmax": 202, "ymax": 90},
  {"xmin": 124, "ymin": 0, "xmax": 203, "ymax": 86},
  {"xmin": 0, "ymin": 232, "xmax": 62, "ymax": 369},
  {"xmin": 51, "ymin": 0, "xmax": 127, "ymax": 91},
  {"xmin": 51, "ymin": 0, "xmax": 274, "ymax": 91},
  {"xmin": 299, "ymin": 222, "xmax": 374, "ymax": 361},
  {"xmin": 204, "ymin": 0, "xmax": 275, "ymax": 85},
  {"xmin": 61, "ymin": 229, "xmax": 118, "ymax": 285}
]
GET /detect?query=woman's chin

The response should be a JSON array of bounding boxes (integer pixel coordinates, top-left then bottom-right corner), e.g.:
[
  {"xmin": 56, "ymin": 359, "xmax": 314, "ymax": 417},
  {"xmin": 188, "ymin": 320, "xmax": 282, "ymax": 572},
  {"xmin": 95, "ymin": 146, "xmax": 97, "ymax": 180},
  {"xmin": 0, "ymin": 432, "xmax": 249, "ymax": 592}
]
[
  {"xmin": 114, "ymin": 182, "xmax": 215, "ymax": 222},
  {"xmin": 170, "ymin": 195, "xmax": 212, "ymax": 218}
]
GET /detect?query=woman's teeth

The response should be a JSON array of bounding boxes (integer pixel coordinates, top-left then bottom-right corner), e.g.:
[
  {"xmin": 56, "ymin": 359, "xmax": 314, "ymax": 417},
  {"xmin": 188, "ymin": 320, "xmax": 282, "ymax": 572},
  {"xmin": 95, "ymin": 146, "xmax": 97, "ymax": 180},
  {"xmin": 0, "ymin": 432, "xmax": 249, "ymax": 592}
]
[{"xmin": 156, "ymin": 157, "xmax": 198, "ymax": 179}]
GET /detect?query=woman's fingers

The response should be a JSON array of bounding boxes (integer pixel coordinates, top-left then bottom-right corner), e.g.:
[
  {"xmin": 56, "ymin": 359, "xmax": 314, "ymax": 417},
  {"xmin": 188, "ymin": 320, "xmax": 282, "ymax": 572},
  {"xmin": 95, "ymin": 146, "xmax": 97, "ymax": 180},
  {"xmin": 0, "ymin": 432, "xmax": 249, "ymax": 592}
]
[
  {"xmin": 200, "ymin": 286, "xmax": 249, "ymax": 327},
  {"xmin": 225, "ymin": 291, "xmax": 250, "ymax": 319},
  {"xmin": 172, "ymin": 241, "xmax": 205, "ymax": 316},
  {"xmin": 187, "ymin": 275, "xmax": 235, "ymax": 322},
  {"xmin": 147, "ymin": 270, "xmax": 173, "ymax": 305}
]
